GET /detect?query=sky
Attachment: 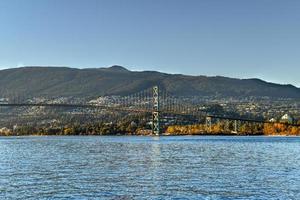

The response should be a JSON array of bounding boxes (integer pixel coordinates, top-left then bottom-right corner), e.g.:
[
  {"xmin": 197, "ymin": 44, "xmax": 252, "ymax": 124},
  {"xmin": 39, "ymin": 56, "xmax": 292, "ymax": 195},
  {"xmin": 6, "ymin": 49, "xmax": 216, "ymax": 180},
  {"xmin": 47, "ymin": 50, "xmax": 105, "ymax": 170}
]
[{"xmin": 0, "ymin": 0, "xmax": 300, "ymax": 86}]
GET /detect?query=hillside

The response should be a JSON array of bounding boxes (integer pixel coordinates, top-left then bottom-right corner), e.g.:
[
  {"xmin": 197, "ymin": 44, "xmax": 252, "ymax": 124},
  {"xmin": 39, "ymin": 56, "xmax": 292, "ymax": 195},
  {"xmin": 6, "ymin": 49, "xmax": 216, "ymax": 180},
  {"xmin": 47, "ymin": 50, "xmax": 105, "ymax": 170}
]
[{"xmin": 0, "ymin": 66, "xmax": 300, "ymax": 99}]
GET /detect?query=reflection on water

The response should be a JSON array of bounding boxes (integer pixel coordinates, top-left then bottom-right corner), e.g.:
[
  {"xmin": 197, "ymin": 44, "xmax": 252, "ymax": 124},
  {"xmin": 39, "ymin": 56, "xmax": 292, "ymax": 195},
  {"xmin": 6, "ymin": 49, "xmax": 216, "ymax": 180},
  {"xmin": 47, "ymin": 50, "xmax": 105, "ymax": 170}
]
[{"xmin": 0, "ymin": 136, "xmax": 300, "ymax": 199}]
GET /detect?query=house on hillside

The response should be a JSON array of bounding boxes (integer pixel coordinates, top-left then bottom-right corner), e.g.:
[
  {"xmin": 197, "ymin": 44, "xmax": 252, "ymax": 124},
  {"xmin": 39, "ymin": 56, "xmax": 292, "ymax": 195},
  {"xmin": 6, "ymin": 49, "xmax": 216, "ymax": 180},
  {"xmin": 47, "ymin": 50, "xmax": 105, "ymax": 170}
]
[{"xmin": 280, "ymin": 114, "xmax": 294, "ymax": 124}]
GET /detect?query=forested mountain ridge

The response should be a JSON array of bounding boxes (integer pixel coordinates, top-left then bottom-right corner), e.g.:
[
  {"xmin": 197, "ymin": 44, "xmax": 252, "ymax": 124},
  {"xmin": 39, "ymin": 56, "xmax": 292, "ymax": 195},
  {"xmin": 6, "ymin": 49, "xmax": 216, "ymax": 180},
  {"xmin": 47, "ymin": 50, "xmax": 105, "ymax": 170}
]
[{"xmin": 0, "ymin": 65, "xmax": 299, "ymax": 99}]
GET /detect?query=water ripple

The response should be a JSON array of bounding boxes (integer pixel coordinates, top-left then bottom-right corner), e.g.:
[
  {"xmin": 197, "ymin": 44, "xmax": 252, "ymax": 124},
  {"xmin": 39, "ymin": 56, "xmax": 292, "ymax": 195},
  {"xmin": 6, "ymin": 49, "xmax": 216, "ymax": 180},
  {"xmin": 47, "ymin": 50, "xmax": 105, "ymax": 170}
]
[{"xmin": 0, "ymin": 136, "xmax": 300, "ymax": 199}]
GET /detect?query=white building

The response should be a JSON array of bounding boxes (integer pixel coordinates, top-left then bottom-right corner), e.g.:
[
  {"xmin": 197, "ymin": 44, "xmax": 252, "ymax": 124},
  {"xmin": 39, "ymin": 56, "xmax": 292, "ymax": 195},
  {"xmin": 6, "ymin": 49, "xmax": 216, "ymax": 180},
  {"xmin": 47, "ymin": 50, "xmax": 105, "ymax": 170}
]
[{"xmin": 280, "ymin": 114, "xmax": 294, "ymax": 124}]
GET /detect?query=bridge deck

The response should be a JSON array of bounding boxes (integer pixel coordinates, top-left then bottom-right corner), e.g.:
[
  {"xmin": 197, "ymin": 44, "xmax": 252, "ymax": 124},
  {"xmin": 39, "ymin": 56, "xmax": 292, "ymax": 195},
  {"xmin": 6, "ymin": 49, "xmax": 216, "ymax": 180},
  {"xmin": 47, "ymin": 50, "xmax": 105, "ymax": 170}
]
[{"xmin": 1, "ymin": 103, "xmax": 299, "ymax": 127}]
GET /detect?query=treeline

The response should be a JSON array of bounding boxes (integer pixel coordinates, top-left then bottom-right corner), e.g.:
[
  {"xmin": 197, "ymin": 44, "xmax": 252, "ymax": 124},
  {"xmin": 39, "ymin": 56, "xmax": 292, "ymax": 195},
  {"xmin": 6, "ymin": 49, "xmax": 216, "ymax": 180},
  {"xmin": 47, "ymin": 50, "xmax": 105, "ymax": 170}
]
[
  {"xmin": 0, "ymin": 120, "xmax": 151, "ymax": 136},
  {"xmin": 1, "ymin": 120, "xmax": 300, "ymax": 136},
  {"xmin": 263, "ymin": 123, "xmax": 300, "ymax": 135},
  {"xmin": 165, "ymin": 122, "xmax": 300, "ymax": 136}
]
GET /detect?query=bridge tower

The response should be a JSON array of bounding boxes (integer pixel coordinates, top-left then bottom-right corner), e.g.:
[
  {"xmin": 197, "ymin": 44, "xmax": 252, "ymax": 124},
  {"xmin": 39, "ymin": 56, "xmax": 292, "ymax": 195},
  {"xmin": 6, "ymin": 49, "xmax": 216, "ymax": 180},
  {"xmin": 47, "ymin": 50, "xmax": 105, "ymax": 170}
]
[
  {"xmin": 152, "ymin": 86, "xmax": 160, "ymax": 136},
  {"xmin": 206, "ymin": 116, "xmax": 212, "ymax": 133}
]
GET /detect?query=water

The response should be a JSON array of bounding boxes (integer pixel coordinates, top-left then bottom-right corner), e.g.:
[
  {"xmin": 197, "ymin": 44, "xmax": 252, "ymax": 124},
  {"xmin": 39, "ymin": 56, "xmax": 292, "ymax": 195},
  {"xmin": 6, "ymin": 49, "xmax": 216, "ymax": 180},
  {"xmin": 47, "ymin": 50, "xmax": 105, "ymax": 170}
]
[{"xmin": 1, "ymin": 136, "xmax": 300, "ymax": 200}]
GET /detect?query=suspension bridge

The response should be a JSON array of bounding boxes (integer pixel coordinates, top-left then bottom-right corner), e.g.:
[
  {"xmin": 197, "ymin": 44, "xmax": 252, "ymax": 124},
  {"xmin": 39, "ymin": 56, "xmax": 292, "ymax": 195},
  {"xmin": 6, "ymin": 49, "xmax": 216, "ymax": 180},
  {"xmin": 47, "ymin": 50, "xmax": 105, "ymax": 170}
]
[{"xmin": 0, "ymin": 86, "xmax": 299, "ymax": 135}]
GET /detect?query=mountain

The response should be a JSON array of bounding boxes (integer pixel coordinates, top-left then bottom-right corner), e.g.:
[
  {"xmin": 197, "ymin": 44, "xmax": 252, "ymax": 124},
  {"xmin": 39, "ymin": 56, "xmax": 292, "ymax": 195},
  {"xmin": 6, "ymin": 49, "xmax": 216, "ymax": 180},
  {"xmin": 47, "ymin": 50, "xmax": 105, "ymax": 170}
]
[{"xmin": 0, "ymin": 66, "xmax": 300, "ymax": 99}]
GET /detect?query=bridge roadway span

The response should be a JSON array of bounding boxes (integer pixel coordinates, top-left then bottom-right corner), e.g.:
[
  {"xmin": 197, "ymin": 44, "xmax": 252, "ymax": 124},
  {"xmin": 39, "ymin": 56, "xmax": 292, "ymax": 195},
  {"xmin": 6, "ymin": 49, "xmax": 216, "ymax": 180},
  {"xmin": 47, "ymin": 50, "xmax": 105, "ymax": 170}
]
[
  {"xmin": 0, "ymin": 103, "xmax": 153, "ymax": 113},
  {"xmin": 0, "ymin": 103, "xmax": 203, "ymax": 117},
  {"xmin": 1, "ymin": 103, "xmax": 299, "ymax": 127},
  {"xmin": 207, "ymin": 115, "xmax": 300, "ymax": 126}
]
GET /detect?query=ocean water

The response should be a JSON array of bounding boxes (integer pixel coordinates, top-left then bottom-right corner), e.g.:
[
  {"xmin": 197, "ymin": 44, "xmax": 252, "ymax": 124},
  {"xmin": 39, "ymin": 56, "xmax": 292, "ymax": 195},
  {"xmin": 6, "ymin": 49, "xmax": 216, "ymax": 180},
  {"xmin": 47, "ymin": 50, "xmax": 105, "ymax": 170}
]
[{"xmin": 0, "ymin": 136, "xmax": 300, "ymax": 200}]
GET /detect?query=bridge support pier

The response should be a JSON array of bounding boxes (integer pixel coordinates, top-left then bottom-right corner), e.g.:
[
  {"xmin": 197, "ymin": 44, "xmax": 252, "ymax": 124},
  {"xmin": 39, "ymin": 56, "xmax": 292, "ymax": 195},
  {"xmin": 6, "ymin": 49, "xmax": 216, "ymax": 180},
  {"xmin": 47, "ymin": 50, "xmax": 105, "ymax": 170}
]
[
  {"xmin": 234, "ymin": 120, "xmax": 237, "ymax": 133},
  {"xmin": 206, "ymin": 116, "xmax": 212, "ymax": 133},
  {"xmin": 225, "ymin": 120, "xmax": 229, "ymax": 133}
]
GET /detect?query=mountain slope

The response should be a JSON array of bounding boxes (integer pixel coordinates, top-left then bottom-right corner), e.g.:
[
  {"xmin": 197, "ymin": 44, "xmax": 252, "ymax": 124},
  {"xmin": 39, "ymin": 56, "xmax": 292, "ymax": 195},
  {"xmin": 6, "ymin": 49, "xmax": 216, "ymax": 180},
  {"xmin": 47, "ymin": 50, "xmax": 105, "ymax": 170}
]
[{"xmin": 0, "ymin": 66, "xmax": 299, "ymax": 99}]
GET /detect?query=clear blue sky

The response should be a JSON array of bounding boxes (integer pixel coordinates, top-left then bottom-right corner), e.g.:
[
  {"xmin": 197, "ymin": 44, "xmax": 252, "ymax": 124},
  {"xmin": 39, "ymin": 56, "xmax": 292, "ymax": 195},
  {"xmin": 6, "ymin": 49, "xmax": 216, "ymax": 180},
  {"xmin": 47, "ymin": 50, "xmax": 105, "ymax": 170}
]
[{"xmin": 0, "ymin": 0, "xmax": 299, "ymax": 86}]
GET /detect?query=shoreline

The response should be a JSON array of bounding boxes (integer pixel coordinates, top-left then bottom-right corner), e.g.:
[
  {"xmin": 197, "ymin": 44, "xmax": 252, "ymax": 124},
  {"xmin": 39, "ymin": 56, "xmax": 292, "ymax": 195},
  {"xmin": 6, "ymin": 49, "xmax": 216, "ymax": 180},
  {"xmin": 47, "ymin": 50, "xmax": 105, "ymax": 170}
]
[{"xmin": 1, "ymin": 133, "xmax": 299, "ymax": 137}]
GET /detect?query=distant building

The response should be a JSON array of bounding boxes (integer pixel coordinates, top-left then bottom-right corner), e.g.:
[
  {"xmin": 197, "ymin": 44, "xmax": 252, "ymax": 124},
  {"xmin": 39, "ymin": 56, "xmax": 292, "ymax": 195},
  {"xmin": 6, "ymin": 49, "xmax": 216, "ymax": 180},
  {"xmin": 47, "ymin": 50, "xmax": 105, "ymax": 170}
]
[
  {"xmin": 0, "ymin": 98, "xmax": 8, "ymax": 104},
  {"xmin": 280, "ymin": 114, "xmax": 294, "ymax": 124},
  {"xmin": 13, "ymin": 124, "xmax": 18, "ymax": 131},
  {"xmin": 130, "ymin": 121, "xmax": 137, "ymax": 127}
]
